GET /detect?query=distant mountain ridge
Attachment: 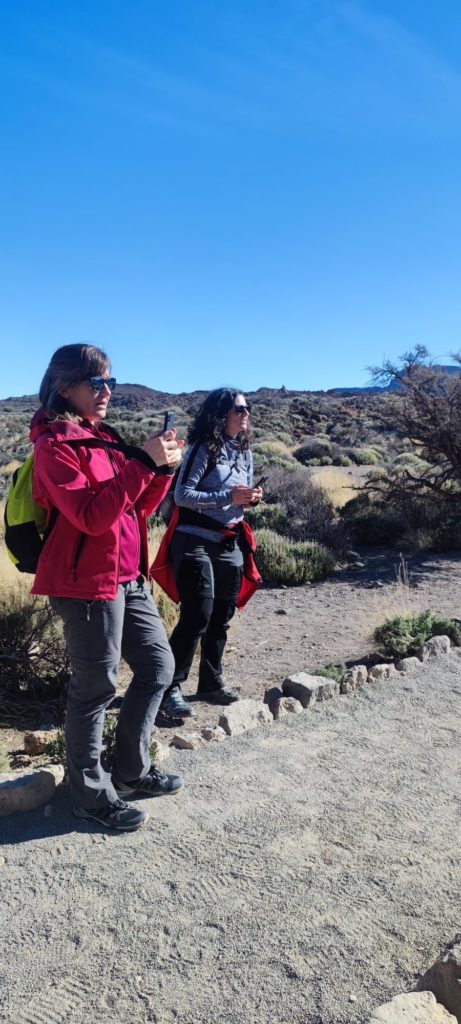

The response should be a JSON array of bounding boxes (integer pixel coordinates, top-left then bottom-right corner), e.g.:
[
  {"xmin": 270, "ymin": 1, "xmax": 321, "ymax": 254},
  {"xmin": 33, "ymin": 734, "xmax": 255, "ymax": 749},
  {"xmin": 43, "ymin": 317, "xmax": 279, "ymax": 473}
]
[{"xmin": 1, "ymin": 365, "xmax": 460, "ymax": 411}]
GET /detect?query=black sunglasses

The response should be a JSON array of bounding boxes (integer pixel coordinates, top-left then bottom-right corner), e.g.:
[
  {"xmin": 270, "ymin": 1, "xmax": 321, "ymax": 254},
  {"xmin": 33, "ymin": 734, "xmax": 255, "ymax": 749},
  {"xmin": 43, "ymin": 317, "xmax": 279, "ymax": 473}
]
[
  {"xmin": 233, "ymin": 403, "xmax": 251, "ymax": 414},
  {"xmin": 86, "ymin": 376, "xmax": 116, "ymax": 393}
]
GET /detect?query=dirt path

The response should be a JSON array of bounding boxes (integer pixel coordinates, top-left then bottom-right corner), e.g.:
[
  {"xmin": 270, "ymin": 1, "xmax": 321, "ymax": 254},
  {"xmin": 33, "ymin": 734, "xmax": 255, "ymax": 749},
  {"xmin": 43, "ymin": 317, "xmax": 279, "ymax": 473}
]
[
  {"xmin": 1, "ymin": 653, "xmax": 460, "ymax": 1024},
  {"xmin": 154, "ymin": 547, "xmax": 461, "ymax": 741}
]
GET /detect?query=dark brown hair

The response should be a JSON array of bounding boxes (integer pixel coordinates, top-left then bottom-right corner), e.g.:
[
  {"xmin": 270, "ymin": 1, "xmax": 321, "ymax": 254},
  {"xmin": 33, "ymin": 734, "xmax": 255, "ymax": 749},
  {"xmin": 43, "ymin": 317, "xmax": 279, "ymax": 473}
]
[{"xmin": 39, "ymin": 344, "xmax": 110, "ymax": 419}]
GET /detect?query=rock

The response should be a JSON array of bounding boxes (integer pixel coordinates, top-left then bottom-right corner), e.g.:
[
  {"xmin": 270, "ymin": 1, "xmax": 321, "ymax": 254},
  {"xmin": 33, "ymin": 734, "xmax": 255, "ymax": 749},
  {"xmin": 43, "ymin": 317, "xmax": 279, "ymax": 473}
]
[
  {"xmin": 282, "ymin": 673, "xmax": 340, "ymax": 707},
  {"xmin": 0, "ymin": 764, "xmax": 65, "ymax": 816},
  {"xmin": 416, "ymin": 934, "xmax": 461, "ymax": 1021},
  {"xmin": 270, "ymin": 696, "xmax": 304, "ymax": 720},
  {"xmin": 425, "ymin": 635, "xmax": 451, "ymax": 657},
  {"xmin": 24, "ymin": 730, "xmax": 59, "ymax": 756},
  {"xmin": 264, "ymin": 686, "xmax": 284, "ymax": 705},
  {"xmin": 369, "ymin": 991, "xmax": 457, "ymax": 1022},
  {"xmin": 368, "ymin": 663, "xmax": 397, "ymax": 681},
  {"xmin": 153, "ymin": 742, "xmax": 170, "ymax": 762},
  {"xmin": 340, "ymin": 664, "xmax": 368, "ymax": 694},
  {"xmin": 201, "ymin": 726, "xmax": 227, "ymax": 742},
  {"xmin": 395, "ymin": 656, "xmax": 423, "ymax": 674},
  {"xmin": 219, "ymin": 699, "xmax": 273, "ymax": 737},
  {"xmin": 415, "ymin": 643, "xmax": 430, "ymax": 662},
  {"xmin": 170, "ymin": 732, "xmax": 203, "ymax": 750}
]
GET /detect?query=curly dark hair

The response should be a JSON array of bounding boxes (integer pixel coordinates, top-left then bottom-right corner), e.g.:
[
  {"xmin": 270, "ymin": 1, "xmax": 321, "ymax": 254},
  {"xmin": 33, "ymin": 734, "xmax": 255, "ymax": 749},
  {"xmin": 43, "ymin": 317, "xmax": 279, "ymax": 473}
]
[{"xmin": 188, "ymin": 387, "xmax": 251, "ymax": 461}]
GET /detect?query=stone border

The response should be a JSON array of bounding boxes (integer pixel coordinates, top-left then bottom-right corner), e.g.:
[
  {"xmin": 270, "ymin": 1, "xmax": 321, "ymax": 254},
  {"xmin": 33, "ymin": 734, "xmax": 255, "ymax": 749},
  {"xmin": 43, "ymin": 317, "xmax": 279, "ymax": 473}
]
[{"xmin": 165, "ymin": 633, "xmax": 453, "ymax": 747}]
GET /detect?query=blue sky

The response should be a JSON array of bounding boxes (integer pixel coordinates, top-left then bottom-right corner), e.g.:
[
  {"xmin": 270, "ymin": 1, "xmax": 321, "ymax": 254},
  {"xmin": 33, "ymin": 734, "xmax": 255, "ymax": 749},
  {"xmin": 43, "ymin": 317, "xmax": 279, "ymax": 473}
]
[{"xmin": 1, "ymin": 0, "xmax": 460, "ymax": 398}]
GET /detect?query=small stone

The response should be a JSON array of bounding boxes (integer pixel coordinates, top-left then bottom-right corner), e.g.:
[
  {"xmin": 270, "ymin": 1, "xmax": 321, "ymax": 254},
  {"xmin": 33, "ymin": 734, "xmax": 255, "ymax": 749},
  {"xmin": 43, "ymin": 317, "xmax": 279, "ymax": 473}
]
[
  {"xmin": 416, "ymin": 933, "xmax": 461, "ymax": 1021},
  {"xmin": 425, "ymin": 635, "xmax": 451, "ymax": 657},
  {"xmin": 264, "ymin": 686, "xmax": 283, "ymax": 705},
  {"xmin": 201, "ymin": 727, "xmax": 226, "ymax": 742},
  {"xmin": 283, "ymin": 673, "xmax": 340, "ymax": 707},
  {"xmin": 270, "ymin": 697, "xmax": 304, "ymax": 720},
  {"xmin": 0, "ymin": 856, "xmax": 6, "ymax": 866},
  {"xmin": 349, "ymin": 994, "xmax": 357, "ymax": 1003},
  {"xmin": 219, "ymin": 699, "xmax": 273, "ymax": 737},
  {"xmin": 154, "ymin": 742, "xmax": 170, "ymax": 762},
  {"xmin": 368, "ymin": 663, "xmax": 397, "ymax": 681},
  {"xmin": 24, "ymin": 730, "xmax": 59, "ymax": 756},
  {"xmin": 340, "ymin": 664, "xmax": 368, "ymax": 693},
  {"xmin": 395, "ymin": 656, "xmax": 423, "ymax": 674},
  {"xmin": 353, "ymin": 561, "xmax": 365, "ymax": 568},
  {"xmin": 275, "ymin": 608, "xmax": 288, "ymax": 615},
  {"xmin": 170, "ymin": 732, "xmax": 203, "ymax": 750},
  {"xmin": 369, "ymin": 990, "xmax": 457, "ymax": 1022}
]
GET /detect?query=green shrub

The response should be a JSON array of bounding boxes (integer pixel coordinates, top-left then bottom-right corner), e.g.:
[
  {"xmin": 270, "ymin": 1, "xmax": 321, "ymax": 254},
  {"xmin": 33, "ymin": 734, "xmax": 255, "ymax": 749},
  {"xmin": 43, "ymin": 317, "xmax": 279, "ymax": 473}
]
[
  {"xmin": 245, "ymin": 503, "xmax": 289, "ymax": 534},
  {"xmin": 314, "ymin": 663, "xmax": 346, "ymax": 683},
  {"xmin": 353, "ymin": 449, "xmax": 379, "ymax": 465},
  {"xmin": 333, "ymin": 455, "xmax": 353, "ymax": 467},
  {"xmin": 374, "ymin": 610, "xmax": 461, "ymax": 658},
  {"xmin": 393, "ymin": 453, "xmax": 429, "ymax": 469},
  {"xmin": 254, "ymin": 528, "xmax": 335, "ymax": 586},
  {"xmin": 44, "ymin": 730, "xmax": 66, "ymax": 763}
]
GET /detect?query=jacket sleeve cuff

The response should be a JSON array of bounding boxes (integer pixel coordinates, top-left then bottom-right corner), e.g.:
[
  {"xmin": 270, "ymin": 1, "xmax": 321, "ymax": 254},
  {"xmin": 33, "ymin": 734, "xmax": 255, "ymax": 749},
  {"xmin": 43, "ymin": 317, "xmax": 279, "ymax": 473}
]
[{"xmin": 128, "ymin": 445, "xmax": 175, "ymax": 475}]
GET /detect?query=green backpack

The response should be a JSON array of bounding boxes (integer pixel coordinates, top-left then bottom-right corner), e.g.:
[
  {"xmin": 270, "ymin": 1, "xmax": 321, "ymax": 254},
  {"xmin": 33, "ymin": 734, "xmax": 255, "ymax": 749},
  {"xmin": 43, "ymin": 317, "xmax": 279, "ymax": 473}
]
[{"xmin": 4, "ymin": 454, "xmax": 50, "ymax": 573}]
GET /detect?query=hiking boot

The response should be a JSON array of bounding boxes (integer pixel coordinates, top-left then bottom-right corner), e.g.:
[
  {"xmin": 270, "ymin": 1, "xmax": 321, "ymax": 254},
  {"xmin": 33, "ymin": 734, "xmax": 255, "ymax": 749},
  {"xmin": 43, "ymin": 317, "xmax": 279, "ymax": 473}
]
[
  {"xmin": 113, "ymin": 765, "xmax": 184, "ymax": 799},
  {"xmin": 196, "ymin": 686, "xmax": 240, "ymax": 705},
  {"xmin": 73, "ymin": 798, "xmax": 148, "ymax": 831},
  {"xmin": 161, "ymin": 685, "xmax": 194, "ymax": 718}
]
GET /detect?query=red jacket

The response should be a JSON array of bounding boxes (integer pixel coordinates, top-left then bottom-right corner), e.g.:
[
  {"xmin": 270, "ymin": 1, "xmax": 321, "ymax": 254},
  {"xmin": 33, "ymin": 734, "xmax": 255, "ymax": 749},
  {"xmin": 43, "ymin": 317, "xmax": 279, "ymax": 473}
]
[{"xmin": 30, "ymin": 411, "xmax": 171, "ymax": 601}]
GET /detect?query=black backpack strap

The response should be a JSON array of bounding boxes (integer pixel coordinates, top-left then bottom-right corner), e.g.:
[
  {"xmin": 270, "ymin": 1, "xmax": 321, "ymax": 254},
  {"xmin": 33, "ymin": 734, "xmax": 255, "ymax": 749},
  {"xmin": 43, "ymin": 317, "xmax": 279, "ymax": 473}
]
[
  {"xmin": 65, "ymin": 436, "xmax": 172, "ymax": 474},
  {"xmin": 180, "ymin": 441, "xmax": 216, "ymax": 488}
]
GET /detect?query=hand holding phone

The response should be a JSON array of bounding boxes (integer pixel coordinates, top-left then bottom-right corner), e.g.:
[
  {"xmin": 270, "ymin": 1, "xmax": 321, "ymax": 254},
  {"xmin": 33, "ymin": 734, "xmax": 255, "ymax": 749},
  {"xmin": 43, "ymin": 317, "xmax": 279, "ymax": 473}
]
[{"xmin": 163, "ymin": 410, "xmax": 176, "ymax": 433}]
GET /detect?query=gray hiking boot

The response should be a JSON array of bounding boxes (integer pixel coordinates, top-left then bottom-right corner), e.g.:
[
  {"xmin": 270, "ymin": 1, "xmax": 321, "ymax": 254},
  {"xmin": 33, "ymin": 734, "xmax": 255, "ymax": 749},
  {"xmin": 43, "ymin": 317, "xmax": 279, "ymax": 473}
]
[
  {"xmin": 113, "ymin": 765, "xmax": 184, "ymax": 799},
  {"xmin": 161, "ymin": 685, "xmax": 194, "ymax": 718},
  {"xmin": 73, "ymin": 798, "xmax": 148, "ymax": 831}
]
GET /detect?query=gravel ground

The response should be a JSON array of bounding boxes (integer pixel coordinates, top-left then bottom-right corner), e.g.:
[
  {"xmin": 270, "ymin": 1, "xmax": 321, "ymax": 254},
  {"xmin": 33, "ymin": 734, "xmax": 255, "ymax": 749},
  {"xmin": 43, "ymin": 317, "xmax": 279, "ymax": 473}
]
[{"xmin": 1, "ymin": 652, "xmax": 460, "ymax": 1024}]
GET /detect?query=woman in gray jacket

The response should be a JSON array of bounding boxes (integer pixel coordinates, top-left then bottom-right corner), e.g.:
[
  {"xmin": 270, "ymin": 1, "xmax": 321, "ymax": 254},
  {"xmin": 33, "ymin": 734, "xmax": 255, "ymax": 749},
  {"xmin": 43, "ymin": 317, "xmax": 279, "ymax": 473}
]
[{"xmin": 161, "ymin": 387, "xmax": 263, "ymax": 718}]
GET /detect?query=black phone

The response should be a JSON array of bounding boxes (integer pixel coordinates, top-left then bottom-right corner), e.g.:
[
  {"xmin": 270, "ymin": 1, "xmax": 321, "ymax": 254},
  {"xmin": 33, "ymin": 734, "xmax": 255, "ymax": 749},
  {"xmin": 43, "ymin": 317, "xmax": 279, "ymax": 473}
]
[
  {"xmin": 163, "ymin": 410, "xmax": 176, "ymax": 432},
  {"xmin": 254, "ymin": 475, "xmax": 268, "ymax": 488}
]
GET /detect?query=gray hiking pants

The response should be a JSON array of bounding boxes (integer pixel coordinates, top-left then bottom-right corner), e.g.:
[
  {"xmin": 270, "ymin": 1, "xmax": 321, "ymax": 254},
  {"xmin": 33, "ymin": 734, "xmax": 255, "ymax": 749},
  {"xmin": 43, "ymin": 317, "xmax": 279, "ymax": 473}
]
[{"xmin": 51, "ymin": 578, "xmax": 174, "ymax": 809}]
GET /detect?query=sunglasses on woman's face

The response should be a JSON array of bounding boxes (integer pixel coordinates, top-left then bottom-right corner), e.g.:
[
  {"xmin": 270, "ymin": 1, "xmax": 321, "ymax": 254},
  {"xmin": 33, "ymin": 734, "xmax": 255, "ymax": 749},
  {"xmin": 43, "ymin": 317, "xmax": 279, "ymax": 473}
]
[
  {"xmin": 233, "ymin": 403, "xmax": 251, "ymax": 415},
  {"xmin": 86, "ymin": 377, "xmax": 117, "ymax": 393}
]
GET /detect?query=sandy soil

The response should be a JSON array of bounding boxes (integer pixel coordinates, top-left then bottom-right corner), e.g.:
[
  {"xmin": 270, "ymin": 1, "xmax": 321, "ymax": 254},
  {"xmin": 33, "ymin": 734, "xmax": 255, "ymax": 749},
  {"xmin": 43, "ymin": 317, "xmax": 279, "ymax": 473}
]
[{"xmin": 1, "ymin": 653, "xmax": 460, "ymax": 1024}]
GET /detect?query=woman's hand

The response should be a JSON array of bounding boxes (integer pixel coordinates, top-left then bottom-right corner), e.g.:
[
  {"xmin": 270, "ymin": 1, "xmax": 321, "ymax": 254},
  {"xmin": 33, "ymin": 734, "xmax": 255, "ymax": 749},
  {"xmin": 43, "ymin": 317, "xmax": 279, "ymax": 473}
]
[
  {"xmin": 142, "ymin": 429, "xmax": 185, "ymax": 468},
  {"xmin": 231, "ymin": 484, "xmax": 263, "ymax": 508},
  {"xmin": 247, "ymin": 485, "xmax": 263, "ymax": 508}
]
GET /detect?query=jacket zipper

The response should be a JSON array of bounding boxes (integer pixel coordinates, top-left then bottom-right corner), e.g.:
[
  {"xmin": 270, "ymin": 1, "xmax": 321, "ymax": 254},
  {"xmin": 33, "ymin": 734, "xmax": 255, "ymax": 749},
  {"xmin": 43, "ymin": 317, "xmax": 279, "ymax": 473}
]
[{"xmin": 71, "ymin": 534, "xmax": 86, "ymax": 581}]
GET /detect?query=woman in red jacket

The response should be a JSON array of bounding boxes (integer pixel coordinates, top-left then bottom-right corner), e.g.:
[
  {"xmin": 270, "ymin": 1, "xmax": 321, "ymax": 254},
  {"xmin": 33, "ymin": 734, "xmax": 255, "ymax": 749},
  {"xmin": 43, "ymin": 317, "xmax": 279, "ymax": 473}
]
[{"xmin": 32, "ymin": 343, "xmax": 184, "ymax": 831}]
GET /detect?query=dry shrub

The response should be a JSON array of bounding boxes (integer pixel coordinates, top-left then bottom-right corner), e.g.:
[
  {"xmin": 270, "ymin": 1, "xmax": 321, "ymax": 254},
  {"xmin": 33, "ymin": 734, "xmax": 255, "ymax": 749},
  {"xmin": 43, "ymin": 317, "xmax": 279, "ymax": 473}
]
[
  {"xmin": 308, "ymin": 466, "xmax": 364, "ymax": 509},
  {"xmin": 0, "ymin": 590, "xmax": 69, "ymax": 700}
]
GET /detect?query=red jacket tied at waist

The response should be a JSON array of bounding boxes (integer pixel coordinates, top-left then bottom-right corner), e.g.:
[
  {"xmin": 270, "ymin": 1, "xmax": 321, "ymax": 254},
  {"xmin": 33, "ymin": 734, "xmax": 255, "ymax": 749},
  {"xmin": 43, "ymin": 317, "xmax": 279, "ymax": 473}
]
[{"xmin": 150, "ymin": 508, "xmax": 262, "ymax": 609}]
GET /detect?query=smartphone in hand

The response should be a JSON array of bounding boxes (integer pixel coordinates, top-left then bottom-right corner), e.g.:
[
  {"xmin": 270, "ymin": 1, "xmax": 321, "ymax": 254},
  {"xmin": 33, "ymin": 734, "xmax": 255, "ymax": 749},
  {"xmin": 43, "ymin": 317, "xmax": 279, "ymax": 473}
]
[
  {"xmin": 254, "ymin": 475, "xmax": 268, "ymax": 488},
  {"xmin": 163, "ymin": 410, "xmax": 176, "ymax": 432}
]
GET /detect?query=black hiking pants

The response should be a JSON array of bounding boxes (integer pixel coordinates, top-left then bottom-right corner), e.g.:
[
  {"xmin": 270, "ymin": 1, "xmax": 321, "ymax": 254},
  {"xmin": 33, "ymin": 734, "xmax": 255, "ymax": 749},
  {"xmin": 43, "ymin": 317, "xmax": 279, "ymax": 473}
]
[{"xmin": 167, "ymin": 531, "xmax": 243, "ymax": 694}]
